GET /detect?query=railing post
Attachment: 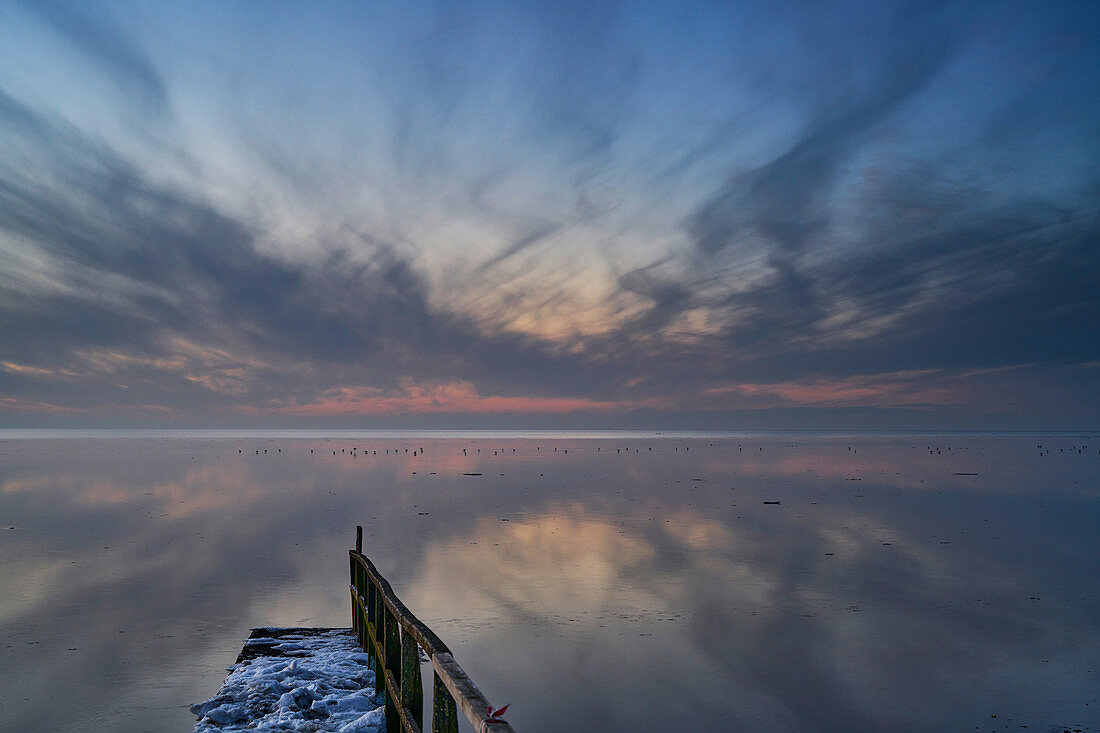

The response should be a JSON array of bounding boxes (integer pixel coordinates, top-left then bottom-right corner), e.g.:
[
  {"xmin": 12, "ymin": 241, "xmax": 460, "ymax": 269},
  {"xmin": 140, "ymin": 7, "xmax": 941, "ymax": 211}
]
[
  {"xmin": 372, "ymin": 579, "xmax": 385, "ymax": 696},
  {"xmin": 384, "ymin": 606, "xmax": 402, "ymax": 733},
  {"xmin": 351, "ymin": 542, "xmax": 515, "ymax": 732},
  {"xmin": 432, "ymin": 672, "xmax": 459, "ymax": 733},
  {"xmin": 401, "ymin": 628, "xmax": 424, "ymax": 729},
  {"xmin": 374, "ymin": 580, "xmax": 385, "ymax": 663},
  {"xmin": 350, "ymin": 554, "xmax": 358, "ymax": 638}
]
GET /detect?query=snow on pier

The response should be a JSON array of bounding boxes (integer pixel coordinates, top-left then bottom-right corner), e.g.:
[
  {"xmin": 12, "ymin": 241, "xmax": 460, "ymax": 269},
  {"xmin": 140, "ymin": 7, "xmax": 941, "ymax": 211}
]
[{"xmin": 191, "ymin": 627, "xmax": 385, "ymax": 732}]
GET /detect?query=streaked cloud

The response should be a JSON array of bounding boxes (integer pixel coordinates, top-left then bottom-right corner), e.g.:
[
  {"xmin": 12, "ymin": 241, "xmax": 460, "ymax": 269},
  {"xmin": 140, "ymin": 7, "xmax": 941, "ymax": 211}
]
[
  {"xmin": 1, "ymin": 1, "xmax": 1097, "ymax": 428},
  {"xmin": 251, "ymin": 381, "xmax": 653, "ymax": 417}
]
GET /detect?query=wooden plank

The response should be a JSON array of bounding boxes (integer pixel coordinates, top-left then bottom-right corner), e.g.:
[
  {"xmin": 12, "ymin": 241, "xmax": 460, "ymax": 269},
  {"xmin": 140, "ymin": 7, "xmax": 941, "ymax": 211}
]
[
  {"xmin": 384, "ymin": 605, "xmax": 402, "ymax": 680},
  {"xmin": 401, "ymin": 625, "xmax": 425, "ymax": 730},
  {"xmin": 350, "ymin": 549, "xmax": 516, "ymax": 732},
  {"xmin": 351, "ymin": 588, "xmax": 386, "ymax": 696},
  {"xmin": 360, "ymin": 554, "xmax": 451, "ymax": 656},
  {"xmin": 383, "ymin": 668, "xmax": 422, "ymax": 733},
  {"xmin": 368, "ymin": 572, "xmax": 377, "ymax": 625},
  {"xmin": 383, "ymin": 668, "xmax": 401, "ymax": 733},
  {"xmin": 374, "ymin": 575, "xmax": 386, "ymax": 655},
  {"xmin": 431, "ymin": 652, "xmax": 516, "ymax": 733},
  {"xmin": 234, "ymin": 627, "xmax": 343, "ymax": 663},
  {"xmin": 432, "ymin": 671, "xmax": 458, "ymax": 733},
  {"xmin": 351, "ymin": 552, "xmax": 451, "ymax": 657}
]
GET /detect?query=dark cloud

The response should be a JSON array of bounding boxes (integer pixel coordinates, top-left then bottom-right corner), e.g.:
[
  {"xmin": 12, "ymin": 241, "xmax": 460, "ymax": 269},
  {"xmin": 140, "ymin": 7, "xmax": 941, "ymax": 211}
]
[
  {"xmin": 691, "ymin": 173, "xmax": 1100, "ymax": 382},
  {"xmin": 616, "ymin": 261, "xmax": 693, "ymax": 334},
  {"xmin": 688, "ymin": 2, "xmax": 963, "ymax": 257},
  {"xmin": 601, "ymin": 1, "xmax": 1100, "ymax": 391},
  {"xmin": 478, "ymin": 222, "xmax": 562, "ymax": 271},
  {"xmin": 596, "ymin": 3, "xmax": 984, "ymax": 365},
  {"xmin": 0, "ymin": 87, "xmax": 617, "ymax": 416},
  {"xmin": 1, "ymin": 1, "xmax": 1097, "ymax": 428}
]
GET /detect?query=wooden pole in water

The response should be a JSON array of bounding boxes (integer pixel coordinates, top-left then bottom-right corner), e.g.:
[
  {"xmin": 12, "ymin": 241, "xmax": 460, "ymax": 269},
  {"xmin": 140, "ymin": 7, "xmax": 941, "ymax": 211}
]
[{"xmin": 356, "ymin": 525, "xmax": 363, "ymax": 554}]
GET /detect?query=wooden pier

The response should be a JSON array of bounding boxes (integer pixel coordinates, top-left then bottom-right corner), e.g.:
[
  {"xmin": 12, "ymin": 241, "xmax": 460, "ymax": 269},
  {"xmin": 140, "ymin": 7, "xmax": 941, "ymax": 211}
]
[
  {"xmin": 191, "ymin": 627, "xmax": 381, "ymax": 731},
  {"xmin": 192, "ymin": 528, "xmax": 515, "ymax": 732},
  {"xmin": 351, "ymin": 525, "xmax": 517, "ymax": 733}
]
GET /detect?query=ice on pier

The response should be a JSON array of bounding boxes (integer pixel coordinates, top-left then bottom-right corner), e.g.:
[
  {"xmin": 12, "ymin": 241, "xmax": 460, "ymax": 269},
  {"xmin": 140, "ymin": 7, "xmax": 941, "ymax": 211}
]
[{"xmin": 191, "ymin": 628, "xmax": 384, "ymax": 732}]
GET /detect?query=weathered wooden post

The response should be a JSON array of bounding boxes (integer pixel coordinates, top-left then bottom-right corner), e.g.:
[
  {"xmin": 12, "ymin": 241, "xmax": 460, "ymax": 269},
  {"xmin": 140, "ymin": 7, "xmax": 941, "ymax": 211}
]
[
  {"xmin": 350, "ymin": 535, "xmax": 515, "ymax": 733},
  {"xmin": 400, "ymin": 627, "xmax": 424, "ymax": 729},
  {"xmin": 432, "ymin": 673, "xmax": 459, "ymax": 733},
  {"xmin": 356, "ymin": 524, "xmax": 363, "ymax": 554},
  {"xmin": 384, "ymin": 605, "xmax": 402, "ymax": 733},
  {"xmin": 350, "ymin": 554, "xmax": 359, "ymax": 640},
  {"xmin": 374, "ymin": 572, "xmax": 387, "ymax": 695}
]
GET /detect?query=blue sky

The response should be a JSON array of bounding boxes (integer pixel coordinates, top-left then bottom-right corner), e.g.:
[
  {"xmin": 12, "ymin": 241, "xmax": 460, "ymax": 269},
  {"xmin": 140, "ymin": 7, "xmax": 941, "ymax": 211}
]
[{"xmin": 1, "ymin": 0, "xmax": 1097, "ymax": 428}]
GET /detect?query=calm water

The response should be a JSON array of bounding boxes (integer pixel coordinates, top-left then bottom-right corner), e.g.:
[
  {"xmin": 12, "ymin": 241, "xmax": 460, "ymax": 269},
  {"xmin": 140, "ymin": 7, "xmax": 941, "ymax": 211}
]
[{"xmin": 1, "ymin": 432, "xmax": 1098, "ymax": 732}]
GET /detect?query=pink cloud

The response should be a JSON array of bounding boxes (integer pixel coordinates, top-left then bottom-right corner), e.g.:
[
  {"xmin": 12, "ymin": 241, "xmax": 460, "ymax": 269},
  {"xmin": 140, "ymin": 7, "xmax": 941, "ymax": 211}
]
[
  {"xmin": 248, "ymin": 381, "xmax": 655, "ymax": 416},
  {"xmin": 0, "ymin": 397, "xmax": 84, "ymax": 414},
  {"xmin": 703, "ymin": 370, "xmax": 971, "ymax": 409}
]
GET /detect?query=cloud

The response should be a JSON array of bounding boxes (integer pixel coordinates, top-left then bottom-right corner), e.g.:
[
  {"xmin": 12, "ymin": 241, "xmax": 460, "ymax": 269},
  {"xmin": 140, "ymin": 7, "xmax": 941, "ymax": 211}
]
[
  {"xmin": 0, "ymin": 85, "xmax": 637, "ymax": 418},
  {"xmin": 1, "ymin": 1, "xmax": 1098, "ymax": 427},
  {"xmin": 598, "ymin": 2, "xmax": 1100, "ymax": 390},
  {"xmin": 687, "ymin": 2, "xmax": 963, "ymax": 257},
  {"xmin": 250, "ymin": 380, "xmax": 655, "ymax": 417},
  {"xmin": 477, "ymin": 222, "xmax": 562, "ymax": 272}
]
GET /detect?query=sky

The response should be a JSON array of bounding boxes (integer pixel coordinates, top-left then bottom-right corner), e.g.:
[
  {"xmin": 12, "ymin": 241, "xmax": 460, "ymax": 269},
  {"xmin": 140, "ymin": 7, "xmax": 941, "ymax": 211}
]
[{"xmin": 0, "ymin": 0, "xmax": 1098, "ymax": 430}]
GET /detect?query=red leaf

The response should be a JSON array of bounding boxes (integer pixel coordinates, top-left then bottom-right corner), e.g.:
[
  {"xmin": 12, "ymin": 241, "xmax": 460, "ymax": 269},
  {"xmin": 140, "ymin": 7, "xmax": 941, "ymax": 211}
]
[{"xmin": 487, "ymin": 703, "xmax": 510, "ymax": 718}]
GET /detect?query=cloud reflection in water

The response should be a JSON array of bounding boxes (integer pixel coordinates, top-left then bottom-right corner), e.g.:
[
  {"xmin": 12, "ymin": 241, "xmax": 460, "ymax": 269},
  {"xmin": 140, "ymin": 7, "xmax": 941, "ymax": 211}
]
[{"xmin": 0, "ymin": 435, "xmax": 1096, "ymax": 732}]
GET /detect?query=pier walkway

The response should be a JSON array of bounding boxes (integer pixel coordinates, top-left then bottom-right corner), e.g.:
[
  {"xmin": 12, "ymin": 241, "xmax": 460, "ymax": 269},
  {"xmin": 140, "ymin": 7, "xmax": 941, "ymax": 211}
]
[{"xmin": 192, "ymin": 528, "xmax": 516, "ymax": 732}]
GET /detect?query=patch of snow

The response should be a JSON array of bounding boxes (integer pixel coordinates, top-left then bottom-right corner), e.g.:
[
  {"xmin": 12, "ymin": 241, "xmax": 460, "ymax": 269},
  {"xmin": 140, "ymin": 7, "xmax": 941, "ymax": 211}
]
[{"xmin": 192, "ymin": 629, "xmax": 384, "ymax": 732}]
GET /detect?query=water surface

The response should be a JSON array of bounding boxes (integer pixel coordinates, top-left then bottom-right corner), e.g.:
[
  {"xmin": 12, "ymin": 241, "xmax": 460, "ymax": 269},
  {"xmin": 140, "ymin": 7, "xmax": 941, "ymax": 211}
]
[{"xmin": 1, "ymin": 432, "xmax": 1097, "ymax": 731}]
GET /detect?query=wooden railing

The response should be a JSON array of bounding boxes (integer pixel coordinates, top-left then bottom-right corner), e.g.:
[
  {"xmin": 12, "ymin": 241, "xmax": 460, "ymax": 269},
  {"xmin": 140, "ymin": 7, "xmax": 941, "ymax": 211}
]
[{"xmin": 350, "ymin": 526, "xmax": 517, "ymax": 733}]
